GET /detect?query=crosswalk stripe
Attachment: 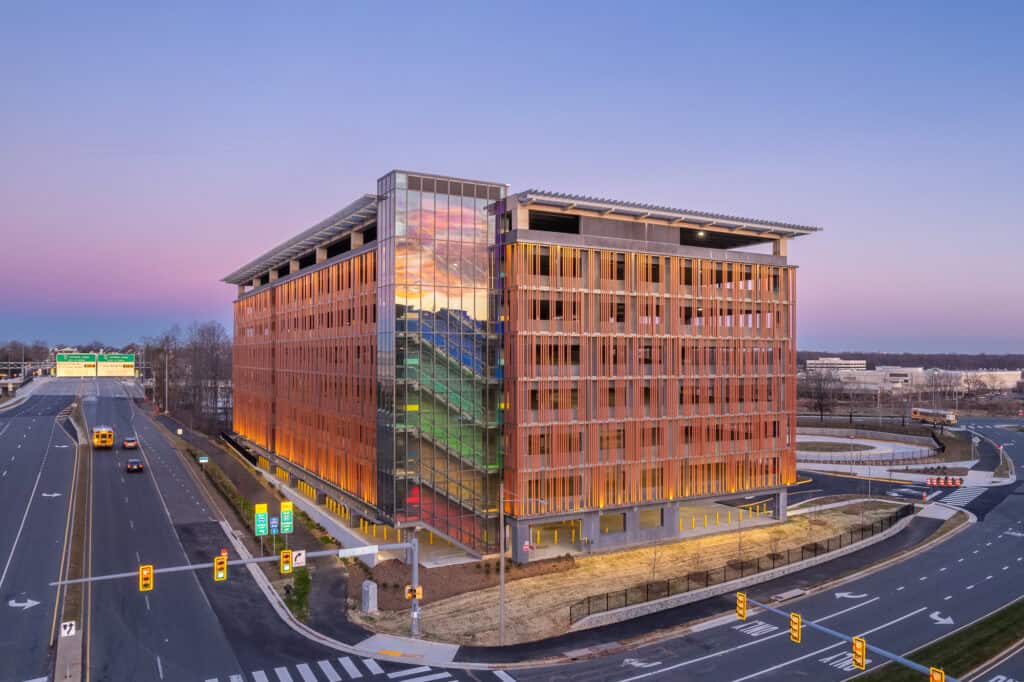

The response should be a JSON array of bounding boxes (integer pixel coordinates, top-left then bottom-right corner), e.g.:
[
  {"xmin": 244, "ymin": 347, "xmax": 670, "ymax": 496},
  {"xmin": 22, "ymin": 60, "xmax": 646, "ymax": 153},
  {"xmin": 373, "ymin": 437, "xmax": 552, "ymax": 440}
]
[
  {"xmin": 400, "ymin": 673, "xmax": 450, "ymax": 682},
  {"xmin": 494, "ymin": 672, "xmax": 517, "ymax": 682},
  {"xmin": 363, "ymin": 659, "xmax": 384, "ymax": 675},
  {"xmin": 296, "ymin": 663, "xmax": 318, "ymax": 682},
  {"xmin": 275, "ymin": 666, "xmax": 295, "ymax": 682},
  {"xmin": 389, "ymin": 666, "xmax": 432, "ymax": 679},
  {"xmin": 230, "ymin": 676, "xmax": 244, "ymax": 682},
  {"xmin": 338, "ymin": 656, "xmax": 363, "ymax": 678},
  {"xmin": 205, "ymin": 678, "xmax": 218, "ymax": 682},
  {"xmin": 253, "ymin": 672, "xmax": 271, "ymax": 682},
  {"xmin": 318, "ymin": 660, "xmax": 342, "ymax": 682}
]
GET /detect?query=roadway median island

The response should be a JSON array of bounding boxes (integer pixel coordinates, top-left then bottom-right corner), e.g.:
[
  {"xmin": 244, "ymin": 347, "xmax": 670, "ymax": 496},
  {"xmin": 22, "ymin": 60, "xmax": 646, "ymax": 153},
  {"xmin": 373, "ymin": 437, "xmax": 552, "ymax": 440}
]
[{"xmin": 351, "ymin": 501, "xmax": 913, "ymax": 646}]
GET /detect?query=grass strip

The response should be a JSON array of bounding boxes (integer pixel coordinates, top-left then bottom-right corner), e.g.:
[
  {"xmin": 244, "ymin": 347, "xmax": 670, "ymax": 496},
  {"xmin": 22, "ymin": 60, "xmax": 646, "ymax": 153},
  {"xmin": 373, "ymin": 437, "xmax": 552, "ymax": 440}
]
[
  {"xmin": 61, "ymin": 402, "xmax": 90, "ymax": 623},
  {"xmin": 855, "ymin": 596, "xmax": 1024, "ymax": 681}
]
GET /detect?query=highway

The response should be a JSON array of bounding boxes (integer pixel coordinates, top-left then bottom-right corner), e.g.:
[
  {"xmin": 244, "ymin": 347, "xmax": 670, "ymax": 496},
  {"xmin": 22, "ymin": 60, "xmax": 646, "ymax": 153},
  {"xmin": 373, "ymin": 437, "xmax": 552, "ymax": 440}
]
[
  {"xmin": 0, "ymin": 383, "xmax": 77, "ymax": 682},
  {"xmin": 511, "ymin": 417, "xmax": 1024, "ymax": 681}
]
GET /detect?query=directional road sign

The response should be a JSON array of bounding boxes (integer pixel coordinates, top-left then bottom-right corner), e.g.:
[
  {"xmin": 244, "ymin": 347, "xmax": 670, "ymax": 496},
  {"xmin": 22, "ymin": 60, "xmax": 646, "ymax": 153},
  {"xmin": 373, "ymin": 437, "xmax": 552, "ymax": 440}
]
[
  {"xmin": 292, "ymin": 550, "xmax": 306, "ymax": 568},
  {"xmin": 270, "ymin": 516, "xmax": 279, "ymax": 535},
  {"xmin": 254, "ymin": 503, "xmax": 268, "ymax": 537},
  {"xmin": 60, "ymin": 621, "xmax": 76, "ymax": 637},
  {"xmin": 197, "ymin": 455, "xmax": 209, "ymax": 464},
  {"xmin": 281, "ymin": 501, "xmax": 293, "ymax": 534}
]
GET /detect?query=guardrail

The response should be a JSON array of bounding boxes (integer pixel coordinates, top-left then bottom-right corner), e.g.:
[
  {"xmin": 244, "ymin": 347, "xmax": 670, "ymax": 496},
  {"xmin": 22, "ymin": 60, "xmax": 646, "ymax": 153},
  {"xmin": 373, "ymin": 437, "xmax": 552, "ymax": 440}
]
[{"xmin": 568, "ymin": 504, "xmax": 915, "ymax": 625}]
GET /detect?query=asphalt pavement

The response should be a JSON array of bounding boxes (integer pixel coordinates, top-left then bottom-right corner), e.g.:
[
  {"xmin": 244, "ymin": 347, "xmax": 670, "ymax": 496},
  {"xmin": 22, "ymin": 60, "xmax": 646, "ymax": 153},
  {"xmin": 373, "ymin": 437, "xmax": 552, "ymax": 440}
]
[{"xmin": 0, "ymin": 386, "xmax": 77, "ymax": 682}]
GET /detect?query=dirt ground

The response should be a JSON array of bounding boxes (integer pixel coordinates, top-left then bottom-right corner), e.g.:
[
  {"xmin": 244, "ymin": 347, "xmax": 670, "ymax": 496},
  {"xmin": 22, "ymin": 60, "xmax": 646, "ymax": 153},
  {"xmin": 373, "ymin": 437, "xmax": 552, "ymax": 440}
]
[
  {"xmin": 347, "ymin": 554, "xmax": 576, "ymax": 611},
  {"xmin": 351, "ymin": 501, "xmax": 901, "ymax": 646}
]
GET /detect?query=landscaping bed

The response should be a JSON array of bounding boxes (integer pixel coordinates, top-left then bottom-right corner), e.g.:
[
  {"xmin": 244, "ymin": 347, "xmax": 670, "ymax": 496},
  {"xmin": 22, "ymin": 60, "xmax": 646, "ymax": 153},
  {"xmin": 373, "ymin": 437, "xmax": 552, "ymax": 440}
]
[{"xmin": 797, "ymin": 441, "xmax": 875, "ymax": 452}]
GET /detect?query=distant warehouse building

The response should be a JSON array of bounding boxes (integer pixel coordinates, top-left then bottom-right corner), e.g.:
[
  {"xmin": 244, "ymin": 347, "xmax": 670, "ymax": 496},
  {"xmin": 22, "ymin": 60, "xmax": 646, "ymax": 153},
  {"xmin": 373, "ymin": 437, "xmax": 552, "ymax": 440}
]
[
  {"xmin": 805, "ymin": 357, "xmax": 867, "ymax": 373},
  {"xmin": 224, "ymin": 170, "xmax": 820, "ymax": 560}
]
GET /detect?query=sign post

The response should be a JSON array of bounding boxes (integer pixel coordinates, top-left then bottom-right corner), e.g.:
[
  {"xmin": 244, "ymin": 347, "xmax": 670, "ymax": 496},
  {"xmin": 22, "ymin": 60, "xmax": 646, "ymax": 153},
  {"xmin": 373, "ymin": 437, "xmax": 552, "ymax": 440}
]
[{"xmin": 270, "ymin": 516, "xmax": 279, "ymax": 552}]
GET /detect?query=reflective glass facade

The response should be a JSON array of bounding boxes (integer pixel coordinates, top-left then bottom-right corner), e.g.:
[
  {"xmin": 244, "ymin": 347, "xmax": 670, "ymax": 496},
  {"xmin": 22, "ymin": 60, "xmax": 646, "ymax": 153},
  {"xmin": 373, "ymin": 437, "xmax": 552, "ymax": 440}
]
[{"xmin": 376, "ymin": 171, "xmax": 506, "ymax": 551}]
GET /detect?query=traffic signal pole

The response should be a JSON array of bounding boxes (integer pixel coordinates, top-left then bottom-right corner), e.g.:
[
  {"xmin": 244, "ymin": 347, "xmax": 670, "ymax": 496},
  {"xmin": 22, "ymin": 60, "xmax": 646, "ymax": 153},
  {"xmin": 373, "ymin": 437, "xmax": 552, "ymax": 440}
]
[{"xmin": 742, "ymin": 596, "xmax": 957, "ymax": 681}]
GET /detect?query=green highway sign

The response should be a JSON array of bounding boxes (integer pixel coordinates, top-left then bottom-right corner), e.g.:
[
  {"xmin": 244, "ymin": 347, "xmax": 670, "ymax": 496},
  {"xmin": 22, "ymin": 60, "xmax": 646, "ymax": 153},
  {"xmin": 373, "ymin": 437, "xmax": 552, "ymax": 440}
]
[
  {"xmin": 197, "ymin": 455, "xmax": 209, "ymax": 464},
  {"xmin": 56, "ymin": 353, "xmax": 97, "ymax": 362},
  {"xmin": 98, "ymin": 353, "xmax": 135, "ymax": 363},
  {"xmin": 280, "ymin": 501, "xmax": 294, "ymax": 534},
  {"xmin": 254, "ymin": 503, "xmax": 269, "ymax": 537}
]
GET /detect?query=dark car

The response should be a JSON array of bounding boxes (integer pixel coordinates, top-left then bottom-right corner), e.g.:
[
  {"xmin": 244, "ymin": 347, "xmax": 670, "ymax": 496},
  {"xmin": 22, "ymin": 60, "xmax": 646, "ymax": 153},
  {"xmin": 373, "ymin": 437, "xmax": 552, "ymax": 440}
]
[
  {"xmin": 126, "ymin": 458, "xmax": 144, "ymax": 473},
  {"xmin": 122, "ymin": 436, "xmax": 139, "ymax": 449}
]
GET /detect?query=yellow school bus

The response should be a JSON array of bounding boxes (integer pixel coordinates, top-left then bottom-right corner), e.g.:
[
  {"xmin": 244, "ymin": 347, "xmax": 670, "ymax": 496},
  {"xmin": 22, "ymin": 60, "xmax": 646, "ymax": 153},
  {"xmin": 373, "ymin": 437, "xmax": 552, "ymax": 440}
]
[
  {"xmin": 911, "ymin": 407, "xmax": 957, "ymax": 425},
  {"xmin": 92, "ymin": 426, "xmax": 115, "ymax": 449}
]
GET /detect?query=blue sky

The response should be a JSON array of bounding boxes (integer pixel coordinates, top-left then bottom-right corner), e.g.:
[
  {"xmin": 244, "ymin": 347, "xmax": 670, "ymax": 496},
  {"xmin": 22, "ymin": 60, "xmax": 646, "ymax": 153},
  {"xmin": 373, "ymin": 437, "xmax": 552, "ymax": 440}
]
[{"xmin": 1, "ymin": 2, "xmax": 1021, "ymax": 351}]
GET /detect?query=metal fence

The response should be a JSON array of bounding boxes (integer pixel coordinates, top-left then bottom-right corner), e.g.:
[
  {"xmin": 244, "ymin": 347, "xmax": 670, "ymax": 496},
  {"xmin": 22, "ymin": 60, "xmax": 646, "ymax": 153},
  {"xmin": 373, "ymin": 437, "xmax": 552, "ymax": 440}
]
[{"xmin": 568, "ymin": 504, "xmax": 914, "ymax": 625}]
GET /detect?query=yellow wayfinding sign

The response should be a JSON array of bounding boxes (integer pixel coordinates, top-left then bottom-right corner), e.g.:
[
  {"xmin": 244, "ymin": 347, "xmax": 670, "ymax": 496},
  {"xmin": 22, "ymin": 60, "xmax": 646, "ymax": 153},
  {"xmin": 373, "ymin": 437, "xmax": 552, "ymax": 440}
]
[
  {"xmin": 280, "ymin": 501, "xmax": 293, "ymax": 534},
  {"xmin": 254, "ymin": 503, "xmax": 269, "ymax": 537}
]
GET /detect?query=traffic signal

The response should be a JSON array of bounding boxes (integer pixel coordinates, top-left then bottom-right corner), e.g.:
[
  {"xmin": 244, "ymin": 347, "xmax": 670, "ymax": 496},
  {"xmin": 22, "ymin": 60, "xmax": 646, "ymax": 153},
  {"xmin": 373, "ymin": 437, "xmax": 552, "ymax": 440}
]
[
  {"xmin": 930, "ymin": 667, "xmax": 945, "ymax": 682},
  {"xmin": 789, "ymin": 612, "xmax": 802, "ymax": 643},
  {"xmin": 138, "ymin": 564, "xmax": 154, "ymax": 592},
  {"xmin": 852, "ymin": 636, "xmax": 867, "ymax": 670},
  {"xmin": 735, "ymin": 592, "xmax": 747, "ymax": 620},
  {"xmin": 279, "ymin": 549, "xmax": 293, "ymax": 575},
  {"xmin": 214, "ymin": 555, "xmax": 228, "ymax": 582},
  {"xmin": 405, "ymin": 585, "xmax": 423, "ymax": 600}
]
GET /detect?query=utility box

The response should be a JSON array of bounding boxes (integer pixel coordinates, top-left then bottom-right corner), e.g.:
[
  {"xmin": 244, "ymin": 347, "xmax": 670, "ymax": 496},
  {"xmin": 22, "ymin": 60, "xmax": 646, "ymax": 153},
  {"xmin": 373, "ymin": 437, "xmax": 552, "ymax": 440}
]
[{"xmin": 361, "ymin": 580, "xmax": 378, "ymax": 614}]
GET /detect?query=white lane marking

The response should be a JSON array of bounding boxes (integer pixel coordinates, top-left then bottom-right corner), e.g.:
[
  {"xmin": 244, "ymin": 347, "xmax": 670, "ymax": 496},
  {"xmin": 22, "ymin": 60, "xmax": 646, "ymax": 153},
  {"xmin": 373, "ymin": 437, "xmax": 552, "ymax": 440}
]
[
  {"xmin": 494, "ymin": 672, "xmax": 517, "ymax": 682},
  {"xmin": 974, "ymin": 550, "xmax": 980, "ymax": 554},
  {"xmin": 129, "ymin": 519, "xmax": 134, "ymax": 530},
  {"xmin": 296, "ymin": 663, "xmax": 318, "ymax": 682},
  {"xmin": 229, "ymin": 676, "xmax": 244, "ymax": 682},
  {"xmin": 944, "ymin": 595, "xmax": 952, "ymax": 600},
  {"xmin": 136, "ymin": 551, "xmax": 141, "ymax": 562},
  {"xmin": 614, "ymin": 598, "xmax": 882, "ymax": 682},
  {"xmin": 274, "ymin": 666, "xmax": 294, "ymax": 682},
  {"xmin": 389, "ymin": 667, "xmax": 432, "ymax": 678},
  {"xmin": 939, "ymin": 567, "xmax": 947, "ymax": 572},
  {"xmin": 156, "ymin": 655, "xmax": 164, "ymax": 679},
  {"xmin": 1003, "ymin": 566, "xmax": 1009, "ymax": 571},
  {"xmin": 145, "ymin": 595, "xmax": 151, "ymax": 611},
  {"xmin": 317, "ymin": 660, "xmax": 342, "ymax": 682},
  {"xmin": 339, "ymin": 657, "xmax": 363, "ymax": 678},
  {"xmin": 363, "ymin": 658, "xmax": 383, "ymax": 675},
  {"xmin": 967, "ymin": 585, "xmax": 975, "ymax": 590},
  {"xmin": 958, "ymin": 558, "xmax": 964, "ymax": 562},
  {"xmin": 919, "ymin": 576, "xmax": 927, "ymax": 581},
  {"xmin": 399, "ymin": 674, "xmax": 450, "ymax": 682},
  {"xmin": 729, "ymin": 607, "xmax": 928, "ymax": 682},
  {"xmin": 987, "ymin": 575, "xmax": 993, "ymax": 580},
  {"xmin": 896, "ymin": 586, "xmax": 904, "ymax": 591}
]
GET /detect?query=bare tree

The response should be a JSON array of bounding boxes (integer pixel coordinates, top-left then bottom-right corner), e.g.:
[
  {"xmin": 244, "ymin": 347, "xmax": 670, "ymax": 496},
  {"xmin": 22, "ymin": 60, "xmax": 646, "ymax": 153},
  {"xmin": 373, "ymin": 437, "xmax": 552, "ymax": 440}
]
[{"xmin": 804, "ymin": 370, "xmax": 841, "ymax": 419}]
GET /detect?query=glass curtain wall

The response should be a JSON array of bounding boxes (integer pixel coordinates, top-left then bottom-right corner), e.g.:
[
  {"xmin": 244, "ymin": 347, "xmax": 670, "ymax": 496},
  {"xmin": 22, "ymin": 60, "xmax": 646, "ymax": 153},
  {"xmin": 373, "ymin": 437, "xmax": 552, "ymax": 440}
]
[{"xmin": 376, "ymin": 171, "xmax": 505, "ymax": 552}]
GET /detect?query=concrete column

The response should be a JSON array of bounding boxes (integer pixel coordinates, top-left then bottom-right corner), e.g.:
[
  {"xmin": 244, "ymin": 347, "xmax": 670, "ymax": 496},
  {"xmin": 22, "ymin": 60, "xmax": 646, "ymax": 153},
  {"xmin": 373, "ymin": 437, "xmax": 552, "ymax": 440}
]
[
  {"xmin": 289, "ymin": 259, "xmax": 300, "ymax": 274},
  {"xmin": 775, "ymin": 489, "xmax": 788, "ymax": 520},
  {"xmin": 351, "ymin": 231, "xmax": 364, "ymax": 248},
  {"xmin": 316, "ymin": 247, "xmax": 327, "ymax": 263},
  {"xmin": 510, "ymin": 518, "xmax": 531, "ymax": 563},
  {"xmin": 288, "ymin": 473, "xmax": 299, "ymax": 488},
  {"xmin": 315, "ymin": 490, "xmax": 327, "ymax": 505},
  {"xmin": 581, "ymin": 511, "xmax": 600, "ymax": 551},
  {"xmin": 773, "ymin": 238, "xmax": 788, "ymax": 257}
]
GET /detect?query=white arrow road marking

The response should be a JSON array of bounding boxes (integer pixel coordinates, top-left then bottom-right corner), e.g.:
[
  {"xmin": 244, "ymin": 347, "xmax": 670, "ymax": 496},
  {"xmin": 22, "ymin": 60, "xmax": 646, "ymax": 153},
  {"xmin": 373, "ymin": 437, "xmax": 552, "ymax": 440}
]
[
  {"xmin": 40, "ymin": 492, "xmax": 62, "ymax": 498},
  {"xmin": 930, "ymin": 611, "xmax": 954, "ymax": 625},
  {"xmin": 834, "ymin": 592, "xmax": 868, "ymax": 599},
  {"xmin": 54, "ymin": 444, "xmax": 70, "ymax": 448},
  {"xmin": 8, "ymin": 597, "xmax": 40, "ymax": 610}
]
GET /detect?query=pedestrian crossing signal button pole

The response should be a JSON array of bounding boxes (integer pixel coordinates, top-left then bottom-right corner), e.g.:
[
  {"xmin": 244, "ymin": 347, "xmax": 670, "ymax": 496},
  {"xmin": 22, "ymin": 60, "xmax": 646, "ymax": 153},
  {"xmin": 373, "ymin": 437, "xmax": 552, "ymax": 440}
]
[
  {"xmin": 852, "ymin": 636, "xmax": 867, "ymax": 670},
  {"xmin": 138, "ymin": 564, "xmax": 154, "ymax": 592},
  {"xmin": 930, "ymin": 667, "xmax": 945, "ymax": 682},
  {"xmin": 214, "ymin": 555, "xmax": 227, "ymax": 582},
  {"xmin": 279, "ymin": 549, "xmax": 293, "ymax": 575},
  {"xmin": 736, "ymin": 592, "xmax": 747, "ymax": 621},
  {"xmin": 789, "ymin": 612, "xmax": 801, "ymax": 643}
]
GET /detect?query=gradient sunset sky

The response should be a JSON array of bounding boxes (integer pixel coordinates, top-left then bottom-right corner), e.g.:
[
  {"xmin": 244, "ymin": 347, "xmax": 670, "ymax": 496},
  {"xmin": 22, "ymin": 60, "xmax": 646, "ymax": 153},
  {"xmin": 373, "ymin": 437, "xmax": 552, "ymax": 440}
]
[{"xmin": 2, "ymin": 2, "xmax": 1021, "ymax": 352}]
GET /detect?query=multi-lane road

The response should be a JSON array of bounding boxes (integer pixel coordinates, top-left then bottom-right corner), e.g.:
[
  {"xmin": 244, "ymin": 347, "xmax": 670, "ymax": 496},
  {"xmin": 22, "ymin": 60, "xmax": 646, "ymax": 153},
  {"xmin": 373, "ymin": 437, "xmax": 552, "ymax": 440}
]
[{"xmin": 0, "ymin": 380, "xmax": 77, "ymax": 682}]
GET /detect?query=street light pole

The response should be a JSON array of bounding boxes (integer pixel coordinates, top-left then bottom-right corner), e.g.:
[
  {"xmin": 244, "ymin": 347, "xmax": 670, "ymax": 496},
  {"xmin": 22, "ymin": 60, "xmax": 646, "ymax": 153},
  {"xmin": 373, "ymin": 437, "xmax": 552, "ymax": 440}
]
[{"xmin": 164, "ymin": 348, "xmax": 170, "ymax": 414}]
